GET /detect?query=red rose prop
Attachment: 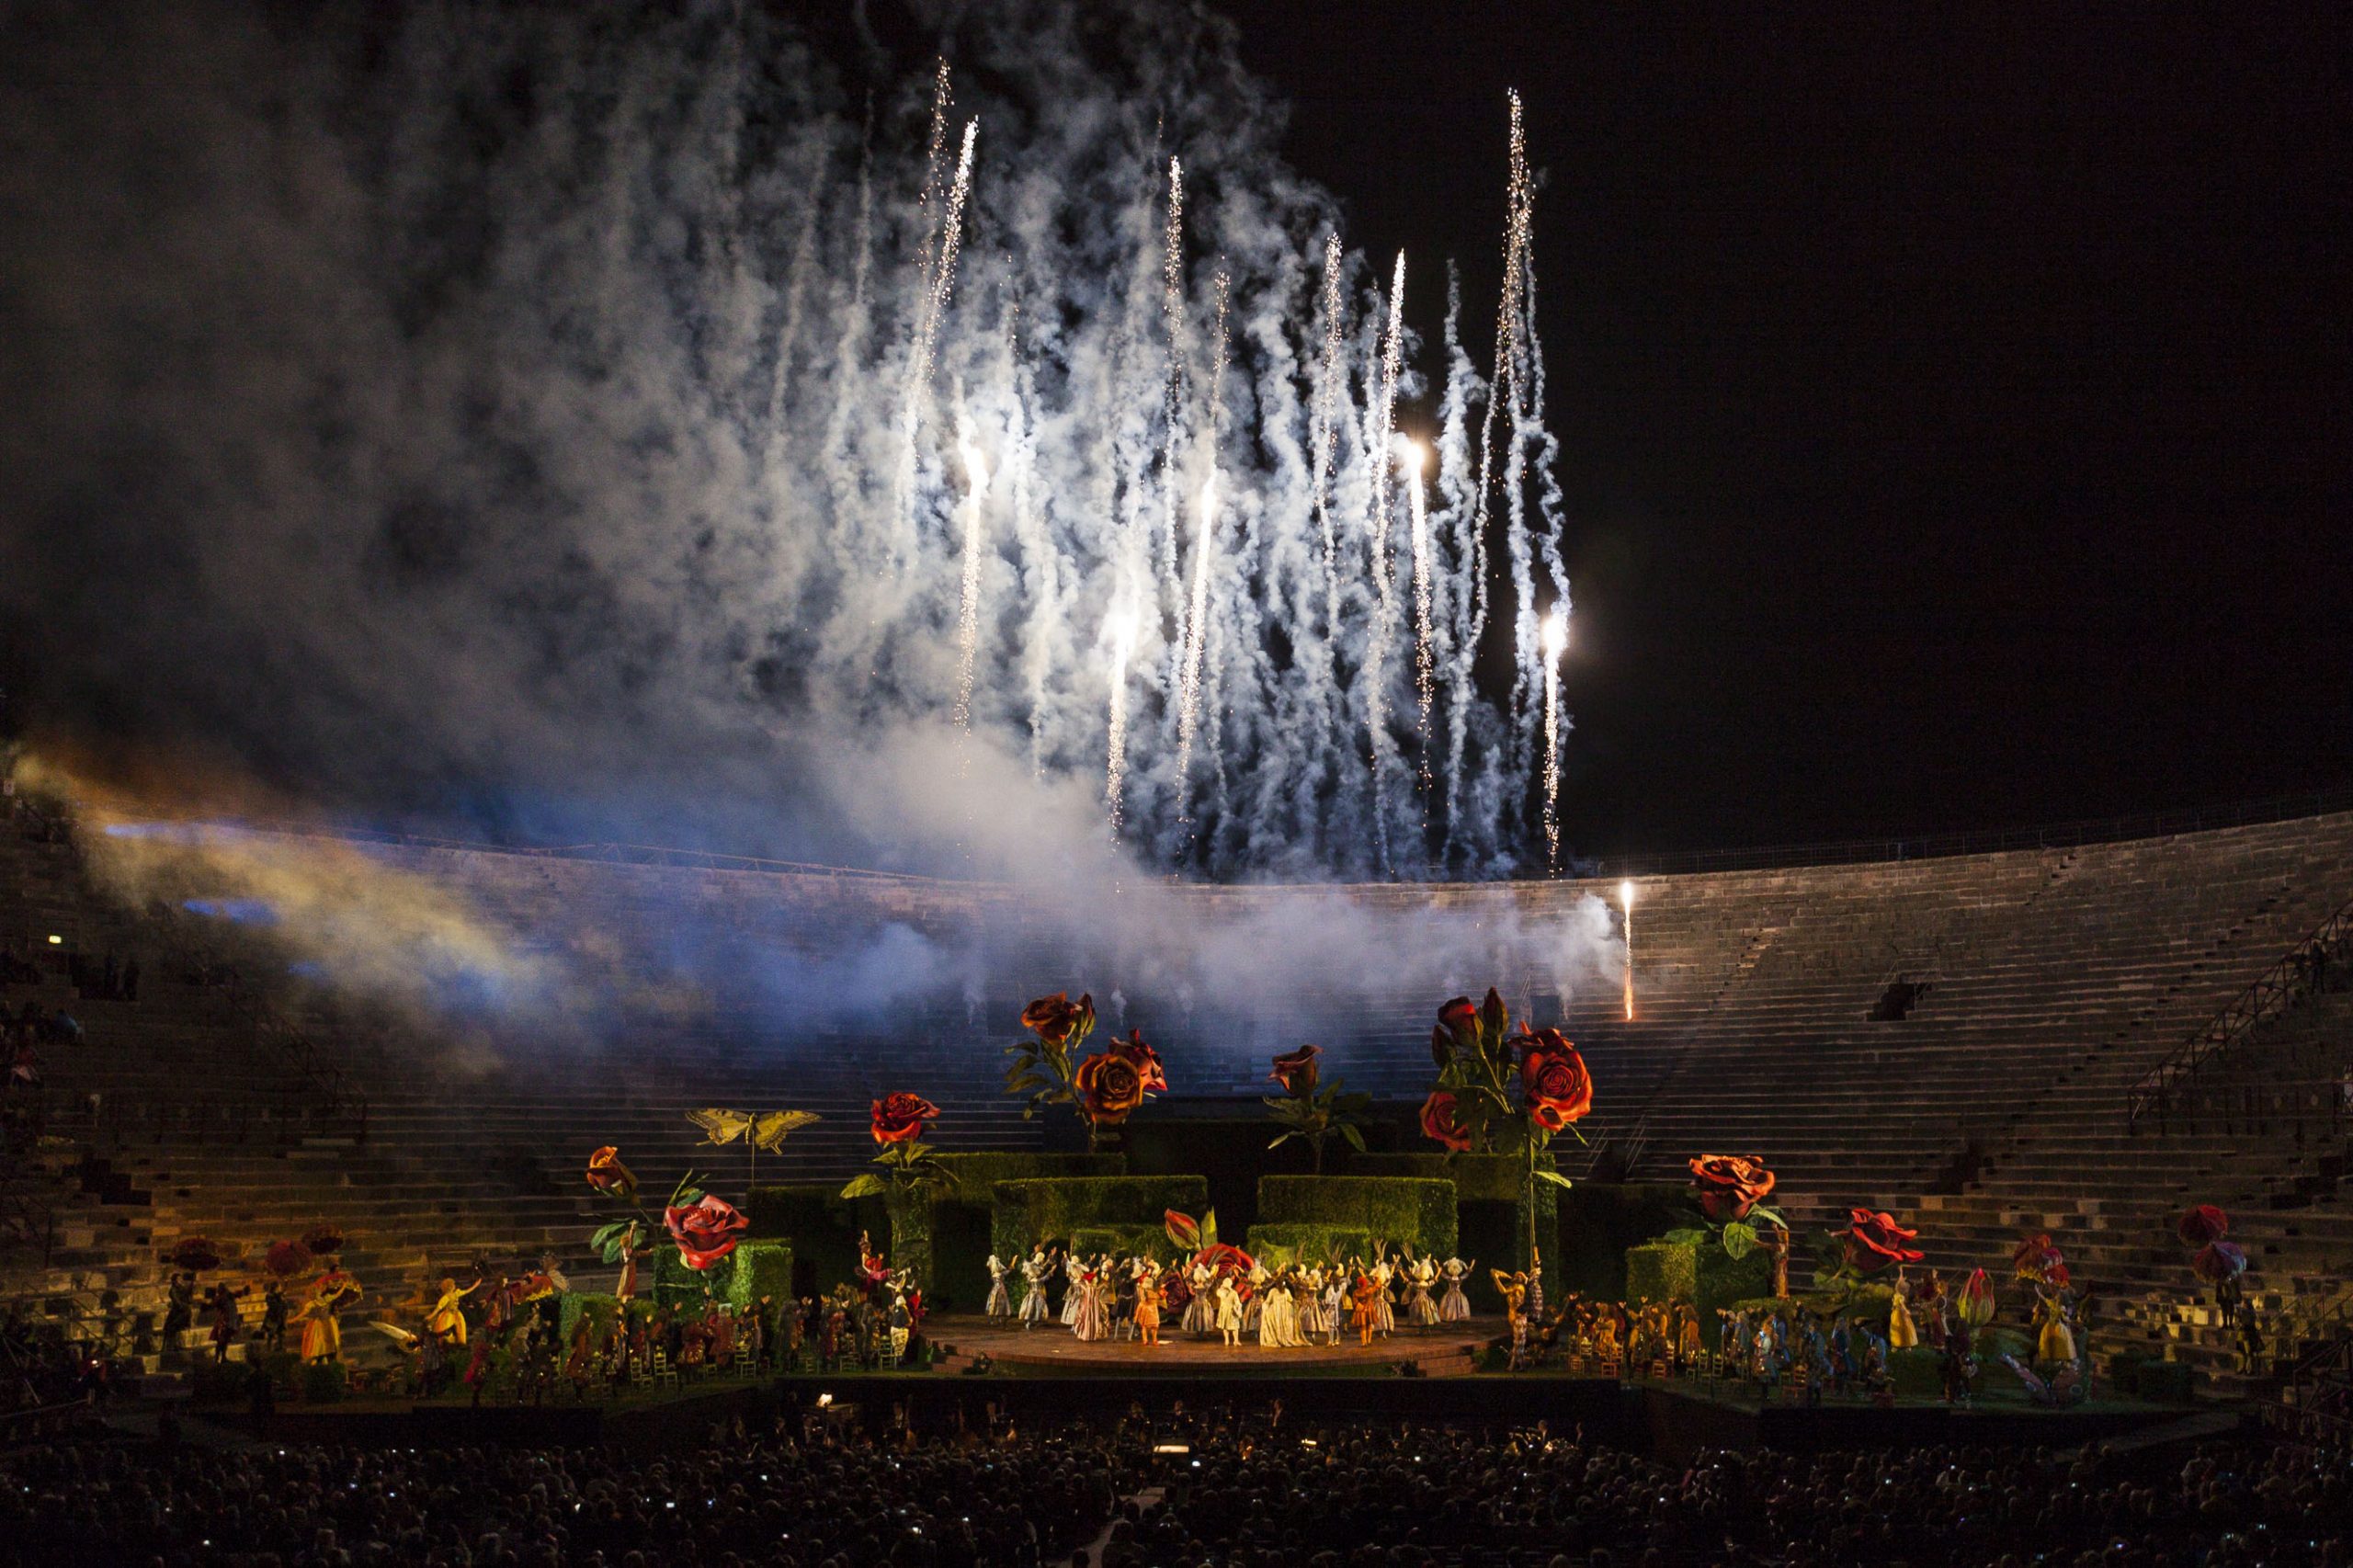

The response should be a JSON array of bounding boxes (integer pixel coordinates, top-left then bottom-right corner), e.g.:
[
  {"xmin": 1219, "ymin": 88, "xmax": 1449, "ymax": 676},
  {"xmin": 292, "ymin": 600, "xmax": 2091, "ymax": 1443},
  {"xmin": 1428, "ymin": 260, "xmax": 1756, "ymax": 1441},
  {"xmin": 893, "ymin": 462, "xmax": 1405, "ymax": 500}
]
[
  {"xmin": 1021, "ymin": 992, "xmax": 1095, "ymax": 1046},
  {"xmin": 2177, "ymin": 1205, "xmax": 2229, "ymax": 1247},
  {"xmin": 1108, "ymin": 1028, "xmax": 1167, "ymax": 1093},
  {"xmin": 1419, "ymin": 1090, "xmax": 1472, "ymax": 1152},
  {"xmin": 1437, "ymin": 995, "xmax": 1479, "ymax": 1045},
  {"xmin": 1075, "ymin": 1051, "xmax": 1146, "ymax": 1125},
  {"xmin": 2011, "ymin": 1233, "xmax": 2063, "ymax": 1281},
  {"xmin": 870, "ymin": 1092, "xmax": 940, "ymax": 1145},
  {"xmin": 165, "ymin": 1237, "xmax": 225, "ymax": 1272},
  {"xmin": 1517, "ymin": 1027, "xmax": 1593, "ymax": 1131},
  {"xmin": 1955, "ymin": 1267, "xmax": 1995, "ymax": 1327},
  {"xmin": 664, "ymin": 1194, "xmax": 750, "ymax": 1270},
  {"xmin": 1269, "ymin": 1044, "xmax": 1322, "ymax": 1097},
  {"xmin": 1840, "ymin": 1209, "xmax": 1924, "ymax": 1274},
  {"xmin": 263, "ymin": 1240, "xmax": 313, "ymax": 1278},
  {"xmin": 2192, "ymin": 1240, "xmax": 2246, "ymax": 1283},
  {"xmin": 1688, "ymin": 1153, "xmax": 1777, "ymax": 1222},
  {"xmin": 585, "ymin": 1145, "xmax": 637, "ymax": 1199}
]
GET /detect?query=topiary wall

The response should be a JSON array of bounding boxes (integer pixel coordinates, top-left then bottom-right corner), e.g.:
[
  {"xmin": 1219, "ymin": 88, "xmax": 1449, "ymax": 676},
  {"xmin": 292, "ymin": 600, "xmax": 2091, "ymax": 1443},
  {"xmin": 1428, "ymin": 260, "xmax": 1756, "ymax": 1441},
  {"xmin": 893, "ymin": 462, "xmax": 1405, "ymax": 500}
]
[
  {"xmin": 748, "ymin": 1184, "xmax": 884, "ymax": 1297},
  {"xmin": 1256, "ymin": 1176, "xmax": 1457, "ymax": 1258},
  {"xmin": 913, "ymin": 1153, "xmax": 1126, "ymax": 1310},
  {"xmin": 1625, "ymin": 1240, "xmax": 1698, "ymax": 1305},
  {"xmin": 651, "ymin": 1239, "xmax": 795, "ymax": 1312},
  {"xmin": 990, "ymin": 1176, "xmax": 1210, "ymax": 1265},
  {"xmin": 1347, "ymin": 1153, "xmax": 1551, "ymax": 1311},
  {"xmin": 1244, "ymin": 1223, "xmax": 1381, "ymax": 1267}
]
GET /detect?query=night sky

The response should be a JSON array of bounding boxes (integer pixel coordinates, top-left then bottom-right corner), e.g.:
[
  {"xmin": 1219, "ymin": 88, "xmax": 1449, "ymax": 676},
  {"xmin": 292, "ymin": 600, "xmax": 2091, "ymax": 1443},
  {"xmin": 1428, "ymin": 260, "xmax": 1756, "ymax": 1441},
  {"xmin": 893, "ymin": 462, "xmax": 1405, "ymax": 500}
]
[{"xmin": 1219, "ymin": 2, "xmax": 2353, "ymax": 857}]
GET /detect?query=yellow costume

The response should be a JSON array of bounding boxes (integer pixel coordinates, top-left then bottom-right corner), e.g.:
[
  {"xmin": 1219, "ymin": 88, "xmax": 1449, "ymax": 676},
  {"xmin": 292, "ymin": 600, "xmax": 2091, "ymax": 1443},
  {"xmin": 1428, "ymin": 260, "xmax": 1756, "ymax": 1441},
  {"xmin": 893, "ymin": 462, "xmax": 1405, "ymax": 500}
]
[
  {"xmin": 1888, "ymin": 1278, "xmax": 1919, "ymax": 1350},
  {"xmin": 2036, "ymin": 1290, "xmax": 2075, "ymax": 1363},
  {"xmin": 297, "ymin": 1270, "xmax": 360, "ymax": 1362},
  {"xmin": 424, "ymin": 1280, "xmax": 476, "ymax": 1346}
]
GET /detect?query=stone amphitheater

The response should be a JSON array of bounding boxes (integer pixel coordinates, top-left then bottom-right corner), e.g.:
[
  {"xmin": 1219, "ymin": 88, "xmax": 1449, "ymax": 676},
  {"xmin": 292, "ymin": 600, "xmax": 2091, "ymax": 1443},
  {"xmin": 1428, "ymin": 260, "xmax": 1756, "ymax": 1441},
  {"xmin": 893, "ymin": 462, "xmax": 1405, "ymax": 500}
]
[{"xmin": 5, "ymin": 794, "xmax": 2349, "ymax": 1392}]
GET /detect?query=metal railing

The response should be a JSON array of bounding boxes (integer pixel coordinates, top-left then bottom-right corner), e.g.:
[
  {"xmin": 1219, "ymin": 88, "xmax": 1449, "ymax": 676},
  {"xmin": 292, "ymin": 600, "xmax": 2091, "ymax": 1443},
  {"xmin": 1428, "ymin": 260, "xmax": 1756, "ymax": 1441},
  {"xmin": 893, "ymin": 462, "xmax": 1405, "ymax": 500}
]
[{"xmin": 2127, "ymin": 897, "xmax": 2353, "ymax": 1127}]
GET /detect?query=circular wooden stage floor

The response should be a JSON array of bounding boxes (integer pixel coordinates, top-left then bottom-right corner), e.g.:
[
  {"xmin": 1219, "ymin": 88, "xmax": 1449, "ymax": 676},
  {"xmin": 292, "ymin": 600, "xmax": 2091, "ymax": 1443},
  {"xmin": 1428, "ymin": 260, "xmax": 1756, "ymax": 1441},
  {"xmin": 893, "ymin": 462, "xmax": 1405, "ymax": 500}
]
[{"xmin": 927, "ymin": 1315, "xmax": 1496, "ymax": 1377}]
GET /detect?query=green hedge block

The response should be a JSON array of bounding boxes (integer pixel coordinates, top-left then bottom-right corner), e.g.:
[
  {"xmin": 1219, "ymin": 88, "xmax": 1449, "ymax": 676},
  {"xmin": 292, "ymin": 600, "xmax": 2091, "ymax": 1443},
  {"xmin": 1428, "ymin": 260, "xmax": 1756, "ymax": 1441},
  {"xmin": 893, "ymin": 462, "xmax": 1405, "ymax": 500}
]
[
  {"xmin": 749, "ymin": 1184, "xmax": 886, "ymax": 1297},
  {"xmin": 1626, "ymin": 1241, "xmax": 1698, "ymax": 1305},
  {"xmin": 1245, "ymin": 1224, "xmax": 1381, "ymax": 1267},
  {"xmin": 1888, "ymin": 1346, "xmax": 1944, "ymax": 1398},
  {"xmin": 1693, "ymin": 1246, "xmax": 1773, "ymax": 1336},
  {"xmin": 915, "ymin": 1154, "xmax": 1125, "ymax": 1311},
  {"xmin": 652, "ymin": 1239, "xmax": 793, "ymax": 1311},
  {"xmin": 991, "ymin": 1176, "xmax": 1210, "ymax": 1264},
  {"xmin": 558, "ymin": 1291, "xmax": 620, "ymax": 1346},
  {"xmin": 1256, "ymin": 1176, "xmax": 1457, "ymax": 1257},
  {"xmin": 1068, "ymin": 1225, "xmax": 1177, "ymax": 1261}
]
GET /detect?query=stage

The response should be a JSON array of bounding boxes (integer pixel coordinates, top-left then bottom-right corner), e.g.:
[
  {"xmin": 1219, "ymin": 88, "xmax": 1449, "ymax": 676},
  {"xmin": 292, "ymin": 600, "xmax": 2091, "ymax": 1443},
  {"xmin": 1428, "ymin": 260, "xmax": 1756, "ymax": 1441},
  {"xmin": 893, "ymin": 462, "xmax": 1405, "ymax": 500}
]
[{"xmin": 926, "ymin": 1314, "xmax": 1492, "ymax": 1377}]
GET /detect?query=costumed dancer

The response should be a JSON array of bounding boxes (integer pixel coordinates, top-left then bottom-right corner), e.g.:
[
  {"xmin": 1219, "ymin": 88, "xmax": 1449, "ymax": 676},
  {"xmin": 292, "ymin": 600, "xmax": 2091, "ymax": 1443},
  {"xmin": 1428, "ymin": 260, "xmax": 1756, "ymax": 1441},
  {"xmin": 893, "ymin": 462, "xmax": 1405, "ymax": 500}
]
[
  {"xmin": 612, "ymin": 1221, "xmax": 647, "ymax": 1302},
  {"xmin": 1214, "ymin": 1274, "xmax": 1243, "ymax": 1347},
  {"xmin": 1370, "ymin": 1254, "xmax": 1397, "ymax": 1337},
  {"xmin": 1018, "ymin": 1246, "xmax": 1054, "ymax": 1330},
  {"xmin": 1072, "ymin": 1258, "xmax": 1111, "ymax": 1343},
  {"xmin": 1491, "ymin": 1268, "xmax": 1529, "ymax": 1369},
  {"xmin": 1322, "ymin": 1268, "xmax": 1347, "ymax": 1346},
  {"xmin": 1404, "ymin": 1256, "xmax": 1440, "ymax": 1328},
  {"xmin": 1438, "ymin": 1257, "xmax": 1473, "ymax": 1323},
  {"xmin": 2034, "ymin": 1282, "xmax": 2076, "ymax": 1364},
  {"xmin": 1242, "ymin": 1260, "xmax": 1267, "ymax": 1335},
  {"xmin": 1888, "ymin": 1266, "xmax": 1920, "ymax": 1350},
  {"xmin": 206, "ymin": 1283, "xmax": 244, "ymax": 1365},
  {"xmin": 1184, "ymin": 1260, "xmax": 1219, "ymax": 1335},
  {"xmin": 1134, "ymin": 1267, "xmax": 1163, "ymax": 1346},
  {"xmin": 1351, "ymin": 1268, "xmax": 1383, "ymax": 1348},
  {"xmin": 1060, "ymin": 1251, "xmax": 1085, "ymax": 1326},
  {"xmin": 296, "ymin": 1261, "xmax": 362, "ymax": 1363},
  {"xmin": 259, "ymin": 1279, "xmax": 290, "ymax": 1352},
  {"xmin": 425, "ymin": 1277, "xmax": 480, "ymax": 1347},
  {"xmin": 984, "ymin": 1254, "xmax": 1014, "ymax": 1320},
  {"xmin": 1296, "ymin": 1265, "xmax": 1326, "ymax": 1341}
]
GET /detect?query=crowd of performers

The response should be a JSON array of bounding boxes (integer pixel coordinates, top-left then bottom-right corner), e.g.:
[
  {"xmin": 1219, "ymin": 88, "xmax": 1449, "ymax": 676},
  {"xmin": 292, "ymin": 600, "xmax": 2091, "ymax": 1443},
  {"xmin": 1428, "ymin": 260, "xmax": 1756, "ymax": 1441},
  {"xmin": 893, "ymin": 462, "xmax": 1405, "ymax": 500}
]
[
  {"xmin": 171, "ymin": 1232, "xmax": 948, "ymax": 1402},
  {"xmin": 983, "ymin": 1243, "xmax": 1488, "ymax": 1347}
]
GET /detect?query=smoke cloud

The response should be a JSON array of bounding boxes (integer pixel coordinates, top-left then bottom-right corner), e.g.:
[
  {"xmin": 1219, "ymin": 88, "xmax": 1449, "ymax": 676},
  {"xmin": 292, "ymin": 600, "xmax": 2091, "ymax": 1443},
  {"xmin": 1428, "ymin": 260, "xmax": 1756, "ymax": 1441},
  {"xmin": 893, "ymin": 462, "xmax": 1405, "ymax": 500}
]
[{"xmin": 0, "ymin": 0, "xmax": 1573, "ymax": 884}]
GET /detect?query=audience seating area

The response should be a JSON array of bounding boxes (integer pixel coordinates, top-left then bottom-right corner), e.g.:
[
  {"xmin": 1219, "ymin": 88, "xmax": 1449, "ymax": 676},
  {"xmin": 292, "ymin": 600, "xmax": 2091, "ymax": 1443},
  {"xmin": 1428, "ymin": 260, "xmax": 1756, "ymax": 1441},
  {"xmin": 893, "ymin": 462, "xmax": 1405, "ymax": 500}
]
[{"xmin": 5, "ymin": 797, "xmax": 2351, "ymax": 1391}]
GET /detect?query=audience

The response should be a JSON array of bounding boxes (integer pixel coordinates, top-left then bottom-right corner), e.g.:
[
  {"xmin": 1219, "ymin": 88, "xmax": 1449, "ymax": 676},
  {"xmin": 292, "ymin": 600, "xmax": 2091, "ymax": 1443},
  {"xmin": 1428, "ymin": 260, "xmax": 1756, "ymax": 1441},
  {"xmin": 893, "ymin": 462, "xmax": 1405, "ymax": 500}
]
[{"xmin": 0, "ymin": 1409, "xmax": 2343, "ymax": 1567}]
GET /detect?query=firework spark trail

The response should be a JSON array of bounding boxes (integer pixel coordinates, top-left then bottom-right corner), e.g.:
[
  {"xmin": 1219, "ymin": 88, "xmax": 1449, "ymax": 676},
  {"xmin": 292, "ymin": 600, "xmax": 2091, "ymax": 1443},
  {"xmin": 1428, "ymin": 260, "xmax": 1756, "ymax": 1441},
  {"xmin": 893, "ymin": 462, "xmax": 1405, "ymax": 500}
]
[
  {"xmin": 1106, "ymin": 603, "xmax": 1140, "ymax": 833},
  {"xmin": 1172, "ymin": 270, "xmax": 1232, "ymax": 818},
  {"xmin": 1003, "ymin": 319, "xmax": 1057, "ymax": 779},
  {"xmin": 1436, "ymin": 266, "xmax": 1485, "ymax": 864},
  {"xmin": 760, "ymin": 154, "xmax": 825, "ymax": 471},
  {"xmin": 819, "ymin": 119, "xmax": 876, "ymax": 517},
  {"xmin": 1541, "ymin": 608, "xmax": 1566, "ymax": 874},
  {"xmin": 1157, "ymin": 157, "xmax": 1188, "ymax": 600},
  {"xmin": 891, "ymin": 65, "xmax": 959, "ymax": 565},
  {"xmin": 950, "ymin": 387, "xmax": 992, "ymax": 733},
  {"xmin": 1471, "ymin": 92, "xmax": 1539, "ymax": 801},
  {"xmin": 1403, "ymin": 440, "xmax": 1437, "ymax": 802},
  {"xmin": 1620, "ymin": 879, "xmax": 1636, "ymax": 1020},
  {"xmin": 1360, "ymin": 251, "xmax": 1407, "ymax": 872}
]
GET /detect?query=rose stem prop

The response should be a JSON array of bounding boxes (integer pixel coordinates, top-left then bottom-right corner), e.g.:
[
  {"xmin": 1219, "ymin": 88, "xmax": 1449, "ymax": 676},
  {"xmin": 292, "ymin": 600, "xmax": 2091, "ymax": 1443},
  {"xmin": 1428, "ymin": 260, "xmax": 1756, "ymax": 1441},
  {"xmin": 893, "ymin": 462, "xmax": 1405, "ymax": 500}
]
[{"xmin": 1423, "ymin": 989, "xmax": 1592, "ymax": 1280}]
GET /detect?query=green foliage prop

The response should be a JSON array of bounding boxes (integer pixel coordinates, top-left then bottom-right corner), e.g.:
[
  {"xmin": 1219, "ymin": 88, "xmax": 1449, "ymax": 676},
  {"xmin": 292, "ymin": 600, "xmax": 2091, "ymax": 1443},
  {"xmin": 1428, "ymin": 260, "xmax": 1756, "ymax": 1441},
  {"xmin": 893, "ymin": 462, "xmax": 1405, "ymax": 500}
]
[
  {"xmin": 991, "ymin": 1176, "xmax": 1210, "ymax": 1263},
  {"xmin": 1256, "ymin": 1176, "xmax": 1457, "ymax": 1257}
]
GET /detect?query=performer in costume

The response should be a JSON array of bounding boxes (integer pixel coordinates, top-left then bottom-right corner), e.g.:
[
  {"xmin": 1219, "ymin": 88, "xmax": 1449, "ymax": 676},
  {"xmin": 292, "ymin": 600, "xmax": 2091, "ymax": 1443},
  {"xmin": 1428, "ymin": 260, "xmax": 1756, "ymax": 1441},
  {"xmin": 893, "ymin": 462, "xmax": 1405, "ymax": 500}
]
[
  {"xmin": 1296, "ymin": 1265, "xmax": 1326, "ymax": 1340},
  {"xmin": 983, "ymin": 1254, "xmax": 1015, "ymax": 1320},
  {"xmin": 1404, "ymin": 1256, "xmax": 1440, "ymax": 1328},
  {"xmin": 1183, "ymin": 1261, "xmax": 1219, "ymax": 1335},
  {"xmin": 1888, "ymin": 1266, "xmax": 1920, "ymax": 1350},
  {"xmin": 296, "ymin": 1263, "xmax": 362, "ymax": 1363},
  {"xmin": 1071, "ymin": 1257, "xmax": 1110, "ymax": 1342},
  {"xmin": 1438, "ymin": 1256, "xmax": 1474, "ymax": 1323},
  {"xmin": 1490, "ymin": 1268, "xmax": 1529, "ymax": 1369},
  {"xmin": 260, "ymin": 1279, "xmax": 290, "ymax": 1351},
  {"xmin": 1257, "ymin": 1273, "xmax": 1294, "ymax": 1348},
  {"xmin": 1350, "ymin": 1269, "xmax": 1383, "ymax": 1347},
  {"xmin": 1214, "ymin": 1275, "xmax": 1243, "ymax": 1346},
  {"xmin": 1060, "ymin": 1251, "xmax": 1085, "ymax": 1326},
  {"xmin": 425, "ymin": 1277, "xmax": 480, "ymax": 1347},
  {"xmin": 1370, "ymin": 1255, "xmax": 1397, "ymax": 1337},
  {"xmin": 1018, "ymin": 1246, "xmax": 1054, "ymax": 1329},
  {"xmin": 1323, "ymin": 1269, "xmax": 1347, "ymax": 1345},
  {"xmin": 612, "ymin": 1221, "xmax": 648, "ymax": 1302},
  {"xmin": 206, "ymin": 1283, "xmax": 243, "ymax": 1364},
  {"xmin": 1133, "ymin": 1267, "xmax": 1163, "ymax": 1346},
  {"xmin": 1242, "ymin": 1261, "xmax": 1267, "ymax": 1335},
  {"xmin": 2034, "ymin": 1282, "xmax": 2076, "ymax": 1363}
]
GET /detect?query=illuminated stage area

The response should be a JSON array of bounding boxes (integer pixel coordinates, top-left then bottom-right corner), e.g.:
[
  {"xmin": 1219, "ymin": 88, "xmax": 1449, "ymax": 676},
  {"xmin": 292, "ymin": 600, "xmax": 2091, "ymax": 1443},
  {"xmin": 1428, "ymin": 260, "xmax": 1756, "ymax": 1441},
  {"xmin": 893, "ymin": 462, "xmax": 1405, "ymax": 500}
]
[{"xmin": 6, "ymin": 0, "xmax": 2351, "ymax": 1562}]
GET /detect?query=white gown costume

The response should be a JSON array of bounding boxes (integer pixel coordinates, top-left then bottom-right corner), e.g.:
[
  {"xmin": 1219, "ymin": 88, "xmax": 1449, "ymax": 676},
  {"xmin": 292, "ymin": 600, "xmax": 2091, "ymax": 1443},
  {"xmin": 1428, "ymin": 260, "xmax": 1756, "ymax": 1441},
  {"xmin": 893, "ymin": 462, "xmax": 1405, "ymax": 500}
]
[
  {"xmin": 984, "ymin": 1255, "xmax": 1014, "ymax": 1319},
  {"xmin": 1018, "ymin": 1251, "xmax": 1053, "ymax": 1328},
  {"xmin": 1438, "ymin": 1257, "xmax": 1473, "ymax": 1322}
]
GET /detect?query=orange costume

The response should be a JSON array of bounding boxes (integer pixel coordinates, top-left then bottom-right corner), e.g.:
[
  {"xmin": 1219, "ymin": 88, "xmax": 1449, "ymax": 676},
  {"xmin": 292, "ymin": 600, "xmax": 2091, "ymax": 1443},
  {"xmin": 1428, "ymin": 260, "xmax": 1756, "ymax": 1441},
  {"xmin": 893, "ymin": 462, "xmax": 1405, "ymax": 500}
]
[{"xmin": 1348, "ymin": 1274, "xmax": 1381, "ymax": 1346}]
